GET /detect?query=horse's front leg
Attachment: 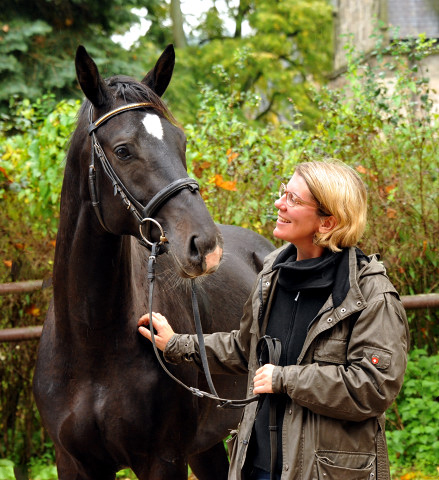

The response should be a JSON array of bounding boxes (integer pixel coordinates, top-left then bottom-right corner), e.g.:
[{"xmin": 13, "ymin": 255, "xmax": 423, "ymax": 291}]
[
  {"xmin": 133, "ymin": 456, "xmax": 189, "ymax": 480},
  {"xmin": 55, "ymin": 446, "xmax": 116, "ymax": 480},
  {"xmin": 188, "ymin": 441, "xmax": 229, "ymax": 480}
]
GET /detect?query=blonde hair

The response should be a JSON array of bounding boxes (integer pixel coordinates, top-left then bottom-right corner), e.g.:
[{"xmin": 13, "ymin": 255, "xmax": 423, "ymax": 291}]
[{"xmin": 295, "ymin": 159, "xmax": 367, "ymax": 252}]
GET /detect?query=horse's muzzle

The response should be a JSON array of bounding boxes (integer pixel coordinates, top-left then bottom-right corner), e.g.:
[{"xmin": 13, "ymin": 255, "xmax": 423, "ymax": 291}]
[{"xmin": 204, "ymin": 245, "xmax": 223, "ymax": 274}]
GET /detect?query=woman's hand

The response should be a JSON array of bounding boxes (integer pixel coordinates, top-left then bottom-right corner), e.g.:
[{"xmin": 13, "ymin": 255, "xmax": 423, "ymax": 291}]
[
  {"xmin": 138, "ymin": 312, "xmax": 175, "ymax": 351},
  {"xmin": 253, "ymin": 364, "xmax": 275, "ymax": 394}
]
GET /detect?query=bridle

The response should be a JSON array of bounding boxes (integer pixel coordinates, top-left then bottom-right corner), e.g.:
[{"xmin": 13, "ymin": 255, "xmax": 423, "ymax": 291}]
[
  {"xmin": 87, "ymin": 102, "xmax": 199, "ymax": 246},
  {"xmin": 87, "ymin": 101, "xmax": 261, "ymax": 409}
]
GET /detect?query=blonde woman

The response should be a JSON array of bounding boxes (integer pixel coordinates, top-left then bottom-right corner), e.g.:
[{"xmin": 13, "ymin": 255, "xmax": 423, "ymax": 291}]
[{"xmin": 139, "ymin": 159, "xmax": 409, "ymax": 480}]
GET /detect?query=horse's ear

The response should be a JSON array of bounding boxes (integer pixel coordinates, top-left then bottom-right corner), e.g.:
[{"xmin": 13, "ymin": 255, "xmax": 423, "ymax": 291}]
[
  {"xmin": 141, "ymin": 44, "xmax": 175, "ymax": 97},
  {"xmin": 75, "ymin": 45, "xmax": 110, "ymax": 107}
]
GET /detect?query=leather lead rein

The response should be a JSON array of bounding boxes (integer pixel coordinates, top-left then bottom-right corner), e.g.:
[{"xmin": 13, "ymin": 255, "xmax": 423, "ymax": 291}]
[
  {"xmin": 148, "ymin": 241, "xmax": 261, "ymax": 409},
  {"xmin": 147, "ymin": 241, "xmax": 282, "ymax": 410}
]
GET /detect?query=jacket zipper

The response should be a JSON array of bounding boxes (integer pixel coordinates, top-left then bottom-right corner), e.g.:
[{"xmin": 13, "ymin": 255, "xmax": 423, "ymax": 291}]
[
  {"xmin": 237, "ymin": 276, "xmax": 269, "ymax": 475},
  {"xmin": 258, "ymin": 278, "xmax": 264, "ymax": 325},
  {"xmin": 257, "ymin": 276, "xmax": 270, "ymax": 330},
  {"xmin": 284, "ymin": 291, "xmax": 300, "ymax": 364}
]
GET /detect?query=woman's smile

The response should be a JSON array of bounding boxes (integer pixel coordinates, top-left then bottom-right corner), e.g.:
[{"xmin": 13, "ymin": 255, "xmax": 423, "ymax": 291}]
[{"xmin": 277, "ymin": 214, "xmax": 291, "ymax": 224}]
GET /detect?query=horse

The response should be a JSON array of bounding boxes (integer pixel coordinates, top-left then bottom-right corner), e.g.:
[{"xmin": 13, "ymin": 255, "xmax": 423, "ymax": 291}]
[{"xmin": 33, "ymin": 44, "xmax": 274, "ymax": 480}]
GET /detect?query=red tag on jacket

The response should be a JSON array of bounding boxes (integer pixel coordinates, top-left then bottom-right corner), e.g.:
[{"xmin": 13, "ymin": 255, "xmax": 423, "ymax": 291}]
[{"xmin": 371, "ymin": 355, "xmax": 379, "ymax": 365}]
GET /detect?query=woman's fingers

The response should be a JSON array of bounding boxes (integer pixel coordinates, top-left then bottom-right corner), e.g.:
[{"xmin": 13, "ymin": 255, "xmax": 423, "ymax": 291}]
[
  {"xmin": 137, "ymin": 313, "xmax": 151, "ymax": 328},
  {"xmin": 137, "ymin": 312, "xmax": 175, "ymax": 351},
  {"xmin": 253, "ymin": 364, "xmax": 275, "ymax": 394}
]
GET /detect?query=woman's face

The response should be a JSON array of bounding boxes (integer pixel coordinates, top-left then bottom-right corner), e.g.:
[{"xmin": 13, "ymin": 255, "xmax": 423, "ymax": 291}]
[{"xmin": 273, "ymin": 172, "xmax": 322, "ymax": 249}]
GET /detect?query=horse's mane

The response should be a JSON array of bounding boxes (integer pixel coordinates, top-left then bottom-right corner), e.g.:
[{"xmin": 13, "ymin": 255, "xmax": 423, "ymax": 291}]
[{"xmin": 76, "ymin": 74, "xmax": 179, "ymax": 128}]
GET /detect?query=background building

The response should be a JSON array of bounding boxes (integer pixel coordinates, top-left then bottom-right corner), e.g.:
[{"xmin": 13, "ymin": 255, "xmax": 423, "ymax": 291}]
[{"xmin": 330, "ymin": 0, "xmax": 439, "ymax": 105}]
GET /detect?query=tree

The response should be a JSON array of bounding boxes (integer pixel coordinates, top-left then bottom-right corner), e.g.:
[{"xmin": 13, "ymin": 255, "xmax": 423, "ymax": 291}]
[
  {"xmin": 0, "ymin": 0, "xmax": 155, "ymax": 111},
  {"xmin": 137, "ymin": 0, "xmax": 334, "ymax": 126},
  {"xmin": 170, "ymin": 0, "xmax": 187, "ymax": 48},
  {"xmin": 0, "ymin": 0, "xmax": 334, "ymax": 126}
]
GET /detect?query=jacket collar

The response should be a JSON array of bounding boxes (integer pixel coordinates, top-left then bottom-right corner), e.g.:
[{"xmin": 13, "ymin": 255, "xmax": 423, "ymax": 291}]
[{"xmin": 259, "ymin": 245, "xmax": 370, "ymax": 331}]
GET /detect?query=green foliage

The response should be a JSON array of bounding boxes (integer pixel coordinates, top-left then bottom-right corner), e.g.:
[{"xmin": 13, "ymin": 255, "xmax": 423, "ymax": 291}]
[
  {"xmin": 0, "ymin": 1, "xmax": 155, "ymax": 111},
  {"xmin": 0, "ymin": 20, "xmax": 52, "ymax": 101},
  {"xmin": 0, "ymin": 0, "xmax": 334, "ymax": 125},
  {"xmin": 138, "ymin": 0, "xmax": 334, "ymax": 126},
  {"xmin": 0, "ymin": 96, "xmax": 79, "ymax": 235},
  {"xmin": 185, "ymin": 54, "xmax": 294, "ymax": 236},
  {"xmin": 0, "ymin": 96, "xmax": 66, "ymax": 468},
  {"xmin": 0, "ymin": 459, "xmax": 15, "ymax": 480},
  {"xmin": 28, "ymin": 451, "xmax": 57, "ymax": 479},
  {"xmin": 386, "ymin": 349, "xmax": 439, "ymax": 475}
]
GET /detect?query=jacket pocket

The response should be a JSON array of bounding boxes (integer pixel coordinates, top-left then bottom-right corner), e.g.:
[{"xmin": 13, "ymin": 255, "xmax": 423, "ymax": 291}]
[
  {"xmin": 316, "ymin": 450, "xmax": 376, "ymax": 480},
  {"xmin": 363, "ymin": 346, "xmax": 392, "ymax": 371},
  {"xmin": 313, "ymin": 338, "xmax": 347, "ymax": 365}
]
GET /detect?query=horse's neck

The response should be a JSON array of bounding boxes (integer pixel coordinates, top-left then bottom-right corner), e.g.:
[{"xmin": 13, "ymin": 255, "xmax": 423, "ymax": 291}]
[{"xmin": 53, "ymin": 205, "xmax": 147, "ymax": 332}]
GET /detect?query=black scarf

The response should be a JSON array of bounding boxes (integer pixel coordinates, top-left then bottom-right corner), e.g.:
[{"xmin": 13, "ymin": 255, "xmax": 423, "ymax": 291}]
[{"xmin": 273, "ymin": 244, "xmax": 351, "ymax": 308}]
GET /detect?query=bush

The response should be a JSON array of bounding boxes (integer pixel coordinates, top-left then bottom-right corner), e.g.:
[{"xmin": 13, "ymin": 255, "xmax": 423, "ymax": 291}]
[
  {"xmin": 0, "ymin": 95, "xmax": 80, "ymax": 236},
  {"xmin": 298, "ymin": 34, "xmax": 439, "ymax": 352},
  {"xmin": 386, "ymin": 349, "xmax": 439, "ymax": 475},
  {"xmin": 0, "ymin": 96, "xmax": 69, "ymax": 468}
]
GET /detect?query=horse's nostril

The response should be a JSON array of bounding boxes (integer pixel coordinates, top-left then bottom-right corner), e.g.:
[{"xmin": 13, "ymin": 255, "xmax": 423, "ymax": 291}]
[
  {"xmin": 189, "ymin": 235, "xmax": 200, "ymax": 259},
  {"xmin": 189, "ymin": 236, "xmax": 222, "ymax": 273}
]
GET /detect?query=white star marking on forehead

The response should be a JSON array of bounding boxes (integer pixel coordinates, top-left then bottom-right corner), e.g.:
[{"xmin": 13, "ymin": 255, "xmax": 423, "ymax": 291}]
[{"xmin": 142, "ymin": 113, "xmax": 163, "ymax": 140}]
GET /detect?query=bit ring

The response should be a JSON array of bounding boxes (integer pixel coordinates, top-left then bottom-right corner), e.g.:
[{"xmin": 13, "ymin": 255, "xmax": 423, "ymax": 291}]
[{"xmin": 139, "ymin": 218, "xmax": 168, "ymax": 246}]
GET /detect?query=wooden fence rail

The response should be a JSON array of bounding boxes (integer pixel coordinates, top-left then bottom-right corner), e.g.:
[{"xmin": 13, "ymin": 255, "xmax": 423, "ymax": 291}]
[{"xmin": 1, "ymin": 281, "xmax": 439, "ymax": 342}]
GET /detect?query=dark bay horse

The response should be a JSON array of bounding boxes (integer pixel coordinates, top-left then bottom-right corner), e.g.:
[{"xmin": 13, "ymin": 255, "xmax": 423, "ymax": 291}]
[{"xmin": 33, "ymin": 44, "xmax": 274, "ymax": 479}]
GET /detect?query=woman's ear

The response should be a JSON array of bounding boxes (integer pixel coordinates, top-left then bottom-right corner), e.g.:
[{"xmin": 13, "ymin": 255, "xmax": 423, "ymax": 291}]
[{"xmin": 318, "ymin": 215, "xmax": 338, "ymax": 234}]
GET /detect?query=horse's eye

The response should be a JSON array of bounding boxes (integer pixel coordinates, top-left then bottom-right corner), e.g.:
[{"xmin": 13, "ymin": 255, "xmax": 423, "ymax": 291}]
[{"xmin": 114, "ymin": 146, "xmax": 130, "ymax": 160}]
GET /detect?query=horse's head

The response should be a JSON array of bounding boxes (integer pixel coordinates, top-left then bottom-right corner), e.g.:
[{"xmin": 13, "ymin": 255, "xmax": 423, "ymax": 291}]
[{"xmin": 73, "ymin": 45, "xmax": 222, "ymax": 277}]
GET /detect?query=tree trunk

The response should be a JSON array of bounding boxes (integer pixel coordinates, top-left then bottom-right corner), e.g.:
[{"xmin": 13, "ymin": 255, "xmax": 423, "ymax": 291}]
[
  {"xmin": 234, "ymin": 0, "xmax": 251, "ymax": 38},
  {"xmin": 170, "ymin": 0, "xmax": 187, "ymax": 48}
]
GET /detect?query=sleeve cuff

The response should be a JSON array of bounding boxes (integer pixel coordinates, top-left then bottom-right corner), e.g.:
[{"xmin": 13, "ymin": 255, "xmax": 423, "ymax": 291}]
[
  {"xmin": 164, "ymin": 333, "xmax": 196, "ymax": 364},
  {"xmin": 272, "ymin": 365, "xmax": 299, "ymax": 396}
]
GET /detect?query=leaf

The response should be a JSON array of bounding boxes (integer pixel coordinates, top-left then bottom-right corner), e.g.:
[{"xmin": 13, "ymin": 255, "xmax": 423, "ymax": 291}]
[
  {"xmin": 213, "ymin": 174, "xmax": 237, "ymax": 191},
  {"xmin": 386, "ymin": 208, "xmax": 397, "ymax": 219},
  {"xmin": 0, "ymin": 459, "xmax": 15, "ymax": 480},
  {"xmin": 0, "ymin": 166, "xmax": 12, "ymax": 182},
  {"xmin": 226, "ymin": 148, "xmax": 239, "ymax": 163},
  {"xmin": 356, "ymin": 165, "xmax": 368, "ymax": 174},
  {"xmin": 25, "ymin": 304, "xmax": 41, "ymax": 317},
  {"xmin": 385, "ymin": 184, "xmax": 397, "ymax": 194}
]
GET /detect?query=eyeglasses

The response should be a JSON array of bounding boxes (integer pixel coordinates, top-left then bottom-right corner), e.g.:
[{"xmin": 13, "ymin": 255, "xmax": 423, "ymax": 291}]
[{"xmin": 278, "ymin": 183, "xmax": 318, "ymax": 208}]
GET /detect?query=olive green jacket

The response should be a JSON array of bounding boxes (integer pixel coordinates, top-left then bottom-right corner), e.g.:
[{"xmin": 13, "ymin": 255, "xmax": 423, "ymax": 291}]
[{"xmin": 165, "ymin": 246, "xmax": 409, "ymax": 480}]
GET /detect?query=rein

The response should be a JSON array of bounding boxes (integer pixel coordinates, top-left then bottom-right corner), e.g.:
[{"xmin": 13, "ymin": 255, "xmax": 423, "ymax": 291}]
[
  {"xmin": 147, "ymin": 242, "xmax": 262, "ymax": 409},
  {"xmin": 87, "ymin": 101, "xmax": 262, "ymax": 409}
]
